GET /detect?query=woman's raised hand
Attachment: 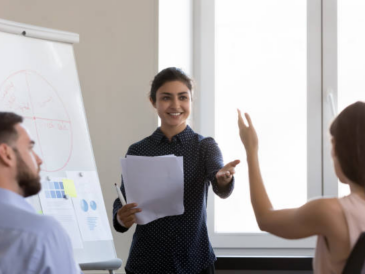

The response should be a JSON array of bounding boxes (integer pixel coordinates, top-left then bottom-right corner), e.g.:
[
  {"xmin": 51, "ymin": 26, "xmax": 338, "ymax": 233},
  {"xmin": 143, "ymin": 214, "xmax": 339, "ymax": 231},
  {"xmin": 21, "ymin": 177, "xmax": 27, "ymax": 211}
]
[{"xmin": 237, "ymin": 109, "xmax": 258, "ymax": 156}]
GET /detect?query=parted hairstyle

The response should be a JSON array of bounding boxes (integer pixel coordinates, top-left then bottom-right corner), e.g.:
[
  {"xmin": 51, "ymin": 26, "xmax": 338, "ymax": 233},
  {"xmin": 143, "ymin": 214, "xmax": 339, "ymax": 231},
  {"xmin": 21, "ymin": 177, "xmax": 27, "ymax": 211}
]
[
  {"xmin": 150, "ymin": 67, "xmax": 193, "ymax": 103},
  {"xmin": 330, "ymin": 101, "xmax": 365, "ymax": 188},
  {"xmin": 0, "ymin": 112, "xmax": 23, "ymax": 145}
]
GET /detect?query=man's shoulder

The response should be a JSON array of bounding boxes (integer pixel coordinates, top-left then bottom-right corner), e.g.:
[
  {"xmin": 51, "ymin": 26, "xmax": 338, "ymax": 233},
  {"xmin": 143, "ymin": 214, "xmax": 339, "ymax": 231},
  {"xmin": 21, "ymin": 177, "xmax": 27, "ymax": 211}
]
[
  {"xmin": 0, "ymin": 206, "xmax": 67, "ymax": 258},
  {"xmin": 25, "ymin": 213, "xmax": 65, "ymax": 239},
  {"xmin": 0, "ymin": 207, "xmax": 80, "ymax": 274},
  {"xmin": 0, "ymin": 204, "xmax": 63, "ymax": 236}
]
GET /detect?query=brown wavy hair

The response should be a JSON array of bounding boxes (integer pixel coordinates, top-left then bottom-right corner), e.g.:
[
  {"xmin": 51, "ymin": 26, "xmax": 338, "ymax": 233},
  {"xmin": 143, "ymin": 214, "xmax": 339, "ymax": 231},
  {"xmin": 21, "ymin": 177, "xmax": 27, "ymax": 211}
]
[
  {"xmin": 330, "ymin": 101, "xmax": 365, "ymax": 188},
  {"xmin": 150, "ymin": 67, "xmax": 193, "ymax": 103}
]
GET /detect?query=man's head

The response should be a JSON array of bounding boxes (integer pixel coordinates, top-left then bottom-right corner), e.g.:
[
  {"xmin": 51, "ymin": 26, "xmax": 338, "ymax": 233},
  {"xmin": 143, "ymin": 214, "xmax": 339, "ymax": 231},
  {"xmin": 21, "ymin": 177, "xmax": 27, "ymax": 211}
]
[{"xmin": 0, "ymin": 112, "xmax": 43, "ymax": 197}]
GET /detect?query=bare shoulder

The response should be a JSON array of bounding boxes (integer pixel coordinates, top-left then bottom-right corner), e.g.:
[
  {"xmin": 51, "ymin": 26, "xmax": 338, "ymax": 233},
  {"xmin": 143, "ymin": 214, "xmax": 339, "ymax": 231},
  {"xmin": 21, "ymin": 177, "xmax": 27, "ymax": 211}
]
[
  {"xmin": 319, "ymin": 197, "xmax": 348, "ymax": 231},
  {"xmin": 321, "ymin": 197, "xmax": 342, "ymax": 211},
  {"xmin": 320, "ymin": 197, "xmax": 344, "ymax": 220},
  {"xmin": 306, "ymin": 197, "xmax": 341, "ymax": 212},
  {"xmin": 302, "ymin": 197, "xmax": 342, "ymax": 220},
  {"xmin": 300, "ymin": 198, "xmax": 344, "ymax": 233}
]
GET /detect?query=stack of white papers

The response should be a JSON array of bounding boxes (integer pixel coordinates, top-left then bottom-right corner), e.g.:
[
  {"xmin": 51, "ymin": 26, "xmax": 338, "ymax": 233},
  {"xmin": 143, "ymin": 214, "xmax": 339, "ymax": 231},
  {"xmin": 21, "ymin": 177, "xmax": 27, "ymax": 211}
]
[{"xmin": 120, "ymin": 155, "xmax": 184, "ymax": 225}]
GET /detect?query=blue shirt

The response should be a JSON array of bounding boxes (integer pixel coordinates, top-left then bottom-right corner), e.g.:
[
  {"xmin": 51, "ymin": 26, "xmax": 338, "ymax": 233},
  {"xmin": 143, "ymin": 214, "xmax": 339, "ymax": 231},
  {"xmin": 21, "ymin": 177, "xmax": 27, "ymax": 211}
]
[
  {"xmin": 0, "ymin": 188, "xmax": 82, "ymax": 274},
  {"xmin": 113, "ymin": 126, "xmax": 234, "ymax": 274}
]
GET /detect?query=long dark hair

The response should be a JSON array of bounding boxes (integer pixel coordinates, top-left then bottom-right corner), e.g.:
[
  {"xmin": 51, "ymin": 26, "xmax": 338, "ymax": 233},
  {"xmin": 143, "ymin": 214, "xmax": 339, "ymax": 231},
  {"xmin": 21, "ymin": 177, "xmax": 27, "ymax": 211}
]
[{"xmin": 330, "ymin": 101, "xmax": 365, "ymax": 188}]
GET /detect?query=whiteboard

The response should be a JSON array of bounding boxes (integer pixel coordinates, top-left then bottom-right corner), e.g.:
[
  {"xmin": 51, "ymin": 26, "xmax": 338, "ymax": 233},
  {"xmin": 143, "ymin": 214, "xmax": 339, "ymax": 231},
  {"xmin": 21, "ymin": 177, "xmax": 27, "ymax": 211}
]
[{"xmin": 0, "ymin": 19, "xmax": 117, "ymax": 264}]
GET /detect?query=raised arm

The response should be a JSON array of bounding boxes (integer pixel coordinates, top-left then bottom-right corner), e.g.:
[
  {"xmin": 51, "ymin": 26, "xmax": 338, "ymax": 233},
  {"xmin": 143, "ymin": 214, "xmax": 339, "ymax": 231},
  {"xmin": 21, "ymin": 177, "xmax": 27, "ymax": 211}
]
[{"xmin": 237, "ymin": 110, "xmax": 336, "ymax": 239}]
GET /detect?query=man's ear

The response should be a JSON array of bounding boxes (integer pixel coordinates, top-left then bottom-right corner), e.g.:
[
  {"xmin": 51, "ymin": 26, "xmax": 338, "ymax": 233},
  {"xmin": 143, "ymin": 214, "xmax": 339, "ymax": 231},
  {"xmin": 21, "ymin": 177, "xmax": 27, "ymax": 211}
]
[
  {"xmin": 150, "ymin": 97, "xmax": 156, "ymax": 108},
  {"xmin": 0, "ymin": 144, "xmax": 15, "ymax": 167}
]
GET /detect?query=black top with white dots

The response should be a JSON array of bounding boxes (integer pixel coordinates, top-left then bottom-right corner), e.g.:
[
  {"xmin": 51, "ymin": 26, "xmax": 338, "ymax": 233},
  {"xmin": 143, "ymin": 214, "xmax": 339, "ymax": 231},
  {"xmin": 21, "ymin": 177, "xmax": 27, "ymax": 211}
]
[{"xmin": 112, "ymin": 125, "xmax": 235, "ymax": 274}]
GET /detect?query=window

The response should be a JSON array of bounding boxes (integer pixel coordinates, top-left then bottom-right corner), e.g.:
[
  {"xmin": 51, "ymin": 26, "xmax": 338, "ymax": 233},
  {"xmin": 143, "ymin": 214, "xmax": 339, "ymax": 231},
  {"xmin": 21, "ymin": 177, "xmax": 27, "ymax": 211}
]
[
  {"xmin": 194, "ymin": 0, "xmax": 319, "ymax": 250},
  {"xmin": 214, "ymin": 0, "xmax": 307, "ymax": 235},
  {"xmin": 192, "ymin": 0, "xmax": 365, "ymax": 252},
  {"xmin": 337, "ymin": 0, "xmax": 365, "ymax": 197},
  {"xmin": 158, "ymin": 0, "xmax": 192, "ymax": 74},
  {"xmin": 159, "ymin": 0, "xmax": 365, "ymax": 253},
  {"xmin": 158, "ymin": 0, "xmax": 193, "ymax": 126}
]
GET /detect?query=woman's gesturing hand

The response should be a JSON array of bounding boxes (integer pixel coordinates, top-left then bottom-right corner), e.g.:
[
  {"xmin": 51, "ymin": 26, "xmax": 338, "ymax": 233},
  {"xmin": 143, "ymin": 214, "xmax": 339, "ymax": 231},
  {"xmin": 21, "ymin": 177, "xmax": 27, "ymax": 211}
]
[{"xmin": 216, "ymin": 160, "xmax": 240, "ymax": 185}]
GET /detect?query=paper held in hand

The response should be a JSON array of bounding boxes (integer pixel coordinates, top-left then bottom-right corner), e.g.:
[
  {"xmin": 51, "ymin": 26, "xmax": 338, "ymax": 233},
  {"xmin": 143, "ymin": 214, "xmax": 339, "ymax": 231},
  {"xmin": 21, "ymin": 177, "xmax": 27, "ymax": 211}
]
[{"xmin": 120, "ymin": 155, "xmax": 184, "ymax": 225}]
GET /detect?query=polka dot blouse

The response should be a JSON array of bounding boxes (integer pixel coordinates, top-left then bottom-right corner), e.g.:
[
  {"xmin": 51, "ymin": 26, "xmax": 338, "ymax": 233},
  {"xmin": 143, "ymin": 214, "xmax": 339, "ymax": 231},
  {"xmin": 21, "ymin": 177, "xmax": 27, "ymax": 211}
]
[{"xmin": 112, "ymin": 125, "xmax": 235, "ymax": 274}]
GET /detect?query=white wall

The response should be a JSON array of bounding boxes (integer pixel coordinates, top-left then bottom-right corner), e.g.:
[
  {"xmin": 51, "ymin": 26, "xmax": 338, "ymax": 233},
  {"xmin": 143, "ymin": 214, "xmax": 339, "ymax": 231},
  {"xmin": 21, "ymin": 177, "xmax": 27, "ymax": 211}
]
[{"xmin": 0, "ymin": 1, "xmax": 158, "ymax": 273}]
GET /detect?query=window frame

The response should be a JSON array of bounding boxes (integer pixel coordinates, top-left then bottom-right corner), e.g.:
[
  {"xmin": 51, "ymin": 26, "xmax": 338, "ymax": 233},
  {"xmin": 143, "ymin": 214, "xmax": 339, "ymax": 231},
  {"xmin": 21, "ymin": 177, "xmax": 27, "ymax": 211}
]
[
  {"xmin": 192, "ymin": 0, "xmax": 337, "ymax": 250},
  {"xmin": 322, "ymin": 0, "xmax": 339, "ymax": 197}
]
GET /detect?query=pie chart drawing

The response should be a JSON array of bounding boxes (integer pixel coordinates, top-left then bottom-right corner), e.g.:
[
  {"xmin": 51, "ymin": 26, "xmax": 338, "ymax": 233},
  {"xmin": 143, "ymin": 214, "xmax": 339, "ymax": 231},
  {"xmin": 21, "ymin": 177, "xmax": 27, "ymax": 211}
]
[
  {"xmin": 90, "ymin": 200, "xmax": 97, "ymax": 211},
  {"xmin": 80, "ymin": 199, "xmax": 88, "ymax": 212},
  {"xmin": 0, "ymin": 70, "xmax": 73, "ymax": 172}
]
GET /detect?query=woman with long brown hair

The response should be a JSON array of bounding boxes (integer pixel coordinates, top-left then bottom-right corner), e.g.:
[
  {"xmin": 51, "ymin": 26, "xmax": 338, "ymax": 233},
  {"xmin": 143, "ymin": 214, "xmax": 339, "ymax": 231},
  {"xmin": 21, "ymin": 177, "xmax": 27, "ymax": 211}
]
[{"xmin": 238, "ymin": 101, "xmax": 365, "ymax": 273}]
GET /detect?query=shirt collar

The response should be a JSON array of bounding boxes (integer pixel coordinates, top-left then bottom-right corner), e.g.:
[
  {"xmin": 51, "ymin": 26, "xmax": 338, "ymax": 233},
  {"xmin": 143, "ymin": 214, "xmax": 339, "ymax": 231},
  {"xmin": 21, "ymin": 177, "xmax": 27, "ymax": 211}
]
[
  {"xmin": 151, "ymin": 125, "xmax": 195, "ymax": 145},
  {"xmin": 0, "ymin": 187, "xmax": 35, "ymax": 213}
]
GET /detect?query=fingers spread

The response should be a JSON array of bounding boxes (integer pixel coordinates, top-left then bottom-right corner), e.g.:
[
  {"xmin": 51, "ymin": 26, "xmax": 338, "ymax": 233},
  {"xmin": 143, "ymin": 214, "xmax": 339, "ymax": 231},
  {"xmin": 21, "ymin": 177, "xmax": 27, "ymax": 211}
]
[
  {"xmin": 237, "ymin": 109, "xmax": 247, "ymax": 128},
  {"xmin": 244, "ymin": 113, "xmax": 253, "ymax": 127}
]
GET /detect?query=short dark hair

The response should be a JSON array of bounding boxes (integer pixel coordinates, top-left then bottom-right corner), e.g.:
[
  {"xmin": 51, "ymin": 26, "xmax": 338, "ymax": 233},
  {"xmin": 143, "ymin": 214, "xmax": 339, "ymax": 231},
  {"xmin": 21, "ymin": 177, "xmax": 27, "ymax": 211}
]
[
  {"xmin": 150, "ymin": 67, "xmax": 193, "ymax": 103},
  {"xmin": 330, "ymin": 101, "xmax": 365, "ymax": 188},
  {"xmin": 0, "ymin": 112, "xmax": 23, "ymax": 145}
]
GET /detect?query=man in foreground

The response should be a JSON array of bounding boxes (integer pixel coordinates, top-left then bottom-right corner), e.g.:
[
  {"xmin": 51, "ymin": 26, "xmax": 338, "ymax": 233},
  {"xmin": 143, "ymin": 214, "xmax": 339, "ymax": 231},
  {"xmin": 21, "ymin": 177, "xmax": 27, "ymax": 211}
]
[{"xmin": 0, "ymin": 112, "xmax": 82, "ymax": 274}]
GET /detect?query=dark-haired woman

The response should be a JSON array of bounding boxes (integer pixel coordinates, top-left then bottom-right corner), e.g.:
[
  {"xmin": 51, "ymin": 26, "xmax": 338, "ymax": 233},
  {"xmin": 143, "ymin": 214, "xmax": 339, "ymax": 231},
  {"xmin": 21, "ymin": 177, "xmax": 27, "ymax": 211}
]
[
  {"xmin": 113, "ymin": 67, "xmax": 240, "ymax": 274},
  {"xmin": 237, "ymin": 101, "xmax": 365, "ymax": 273}
]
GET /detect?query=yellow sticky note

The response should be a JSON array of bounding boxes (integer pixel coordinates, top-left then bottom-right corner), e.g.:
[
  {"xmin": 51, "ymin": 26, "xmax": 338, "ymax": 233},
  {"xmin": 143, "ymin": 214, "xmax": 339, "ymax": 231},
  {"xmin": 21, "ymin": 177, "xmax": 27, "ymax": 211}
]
[{"xmin": 63, "ymin": 179, "xmax": 77, "ymax": 197}]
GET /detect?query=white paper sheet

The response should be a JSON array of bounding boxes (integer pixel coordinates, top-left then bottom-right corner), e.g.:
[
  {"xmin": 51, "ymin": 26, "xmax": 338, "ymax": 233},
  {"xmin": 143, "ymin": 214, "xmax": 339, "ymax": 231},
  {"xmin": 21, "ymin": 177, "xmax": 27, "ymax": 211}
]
[
  {"xmin": 66, "ymin": 171, "xmax": 113, "ymax": 242},
  {"xmin": 39, "ymin": 178, "xmax": 83, "ymax": 249},
  {"xmin": 120, "ymin": 155, "xmax": 184, "ymax": 225}
]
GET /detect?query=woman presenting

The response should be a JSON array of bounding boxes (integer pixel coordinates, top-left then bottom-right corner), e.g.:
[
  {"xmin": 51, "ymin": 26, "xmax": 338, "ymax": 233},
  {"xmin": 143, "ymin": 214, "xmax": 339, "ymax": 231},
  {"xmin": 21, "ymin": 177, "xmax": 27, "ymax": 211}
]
[{"xmin": 112, "ymin": 67, "xmax": 240, "ymax": 274}]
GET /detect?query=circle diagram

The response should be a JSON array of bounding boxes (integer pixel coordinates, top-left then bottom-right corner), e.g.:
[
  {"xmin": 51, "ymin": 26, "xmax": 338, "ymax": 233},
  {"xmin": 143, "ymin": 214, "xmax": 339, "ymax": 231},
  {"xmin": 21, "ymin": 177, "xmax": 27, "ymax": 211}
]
[
  {"xmin": 0, "ymin": 70, "xmax": 72, "ymax": 172},
  {"xmin": 80, "ymin": 199, "xmax": 88, "ymax": 212},
  {"xmin": 90, "ymin": 200, "xmax": 97, "ymax": 210}
]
